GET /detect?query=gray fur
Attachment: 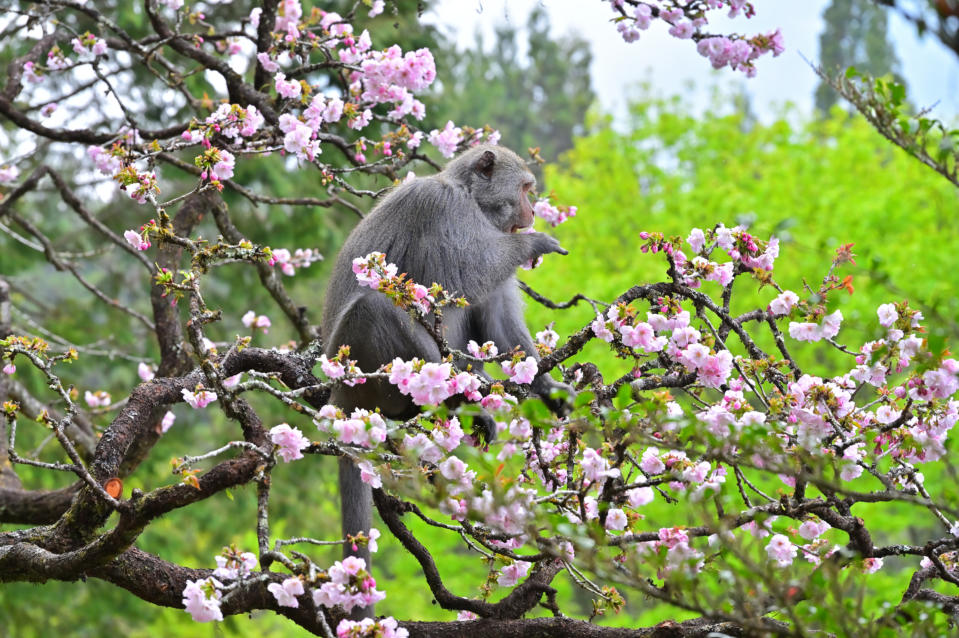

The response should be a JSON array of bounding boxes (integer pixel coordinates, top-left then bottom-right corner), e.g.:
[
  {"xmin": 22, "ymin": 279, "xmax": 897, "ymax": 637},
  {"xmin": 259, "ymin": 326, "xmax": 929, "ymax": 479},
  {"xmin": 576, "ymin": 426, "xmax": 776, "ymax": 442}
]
[{"xmin": 321, "ymin": 145, "xmax": 570, "ymax": 615}]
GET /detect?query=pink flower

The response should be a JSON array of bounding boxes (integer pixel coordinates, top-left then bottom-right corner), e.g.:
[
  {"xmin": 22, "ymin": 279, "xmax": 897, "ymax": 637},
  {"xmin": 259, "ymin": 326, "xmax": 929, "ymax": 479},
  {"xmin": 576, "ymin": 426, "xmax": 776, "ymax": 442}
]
[
  {"xmin": 182, "ymin": 387, "xmax": 217, "ymax": 409},
  {"xmin": 820, "ymin": 310, "xmax": 843, "ymax": 339},
  {"xmin": 428, "ymin": 121, "xmax": 463, "ymax": 158},
  {"xmin": 766, "ymin": 533, "xmax": 797, "ymax": 566},
  {"xmin": 268, "ymin": 577, "xmax": 304, "ymax": 607},
  {"xmin": 270, "ymin": 423, "xmax": 310, "ymax": 462},
  {"xmin": 668, "ymin": 21, "xmax": 695, "ymax": 39},
  {"xmin": 640, "ymin": 447, "xmax": 665, "ymax": 474},
  {"xmin": 605, "ymin": 508, "xmax": 628, "ymax": 531},
  {"xmin": 257, "ymin": 52, "xmax": 279, "ymax": 72},
  {"xmin": 769, "ymin": 290, "xmax": 799, "ymax": 316},
  {"xmin": 536, "ymin": 328, "xmax": 559, "ymax": 348},
  {"xmin": 22, "ymin": 61, "xmax": 43, "ymax": 84},
  {"xmin": 84, "ymin": 390, "xmax": 111, "ymax": 408},
  {"xmin": 358, "ymin": 460, "xmax": 382, "ymax": 488},
  {"xmin": 368, "ymin": 0, "xmax": 385, "ymax": 17},
  {"xmin": 439, "ymin": 455, "xmax": 468, "ymax": 482},
  {"xmin": 0, "ymin": 165, "xmax": 19, "ymax": 184},
  {"xmin": 160, "ymin": 411, "xmax": 176, "ymax": 433},
  {"xmin": 591, "ymin": 317, "xmax": 614, "ymax": 342},
  {"xmin": 788, "ymin": 321, "xmax": 820, "ymax": 342},
  {"xmin": 2, "ymin": 362, "xmax": 15, "ymax": 375},
  {"xmin": 182, "ymin": 578, "xmax": 223, "ymax": 622},
  {"xmin": 877, "ymin": 303, "xmax": 898, "ymax": 327},
  {"xmin": 468, "ymin": 340, "xmax": 497, "ymax": 359},
  {"xmin": 124, "ymin": 229, "xmax": 151, "ymax": 251},
  {"xmin": 241, "ymin": 310, "xmax": 271, "ymax": 333},
  {"xmin": 687, "ymin": 228, "xmax": 706, "ymax": 253},
  {"xmin": 621, "ymin": 321, "xmax": 666, "ymax": 352},
  {"xmin": 407, "ymin": 362, "xmax": 453, "ymax": 405},
  {"xmin": 862, "ymin": 557, "xmax": 883, "ymax": 574},
  {"xmin": 497, "ymin": 561, "xmax": 531, "ymax": 587},
  {"xmin": 274, "ymin": 73, "xmax": 301, "ymax": 99},
  {"xmin": 798, "ymin": 519, "xmax": 830, "ymax": 540},
  {"xmin": 138, "ymin": 362, "xmax": 155, "ymax": 381},
  {"xmin": 627, "ymin": 486, "xmax": 654, "ymax": 507},
  {"xmin": 211, "ymin": 149, "xmax": 235, "ymax": 180},
  {"xmin": 658, "ymin": 526, "xmax": 689, "ymax": 549},
  {"xmin": 581, "ymin": 447, "xmax": 610, "ymax": 482},
  {"xmin": 505, "ymin": 356, "xmax": 538, "ymax": 384}
]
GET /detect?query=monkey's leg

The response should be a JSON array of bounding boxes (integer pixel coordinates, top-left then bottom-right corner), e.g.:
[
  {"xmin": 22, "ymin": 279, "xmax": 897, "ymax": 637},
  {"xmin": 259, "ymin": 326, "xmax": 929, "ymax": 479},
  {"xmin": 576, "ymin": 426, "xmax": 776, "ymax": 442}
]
[{"xmin": 473, "ymin": 280, "xmax": 574, "ymax": 416}]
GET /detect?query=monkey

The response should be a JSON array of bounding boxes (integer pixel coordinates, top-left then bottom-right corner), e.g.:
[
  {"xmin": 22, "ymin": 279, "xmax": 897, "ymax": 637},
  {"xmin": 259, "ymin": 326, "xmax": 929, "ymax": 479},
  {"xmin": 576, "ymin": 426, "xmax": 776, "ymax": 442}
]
[{"xmin": 320, "ymin": 144, "xmax": 571, "ymax": 612}]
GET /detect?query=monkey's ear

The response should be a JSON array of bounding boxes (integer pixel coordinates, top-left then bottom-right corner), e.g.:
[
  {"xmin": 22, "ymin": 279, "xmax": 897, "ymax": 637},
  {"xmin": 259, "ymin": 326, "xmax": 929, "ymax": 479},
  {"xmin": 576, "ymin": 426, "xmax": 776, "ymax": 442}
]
[{"xmin": 472, "ymin": 150, "xmax": 496, "ymax": 180}]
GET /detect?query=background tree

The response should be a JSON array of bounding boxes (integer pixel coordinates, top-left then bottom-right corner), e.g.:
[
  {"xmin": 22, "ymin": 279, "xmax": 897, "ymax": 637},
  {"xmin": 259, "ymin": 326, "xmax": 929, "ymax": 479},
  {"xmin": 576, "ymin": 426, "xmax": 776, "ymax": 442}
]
[
  {"xmin": 429, "ymin": 6, "xmax": 595, "ymax": 181},
  {"xmin": 817, "ymin": 0, "xmax": 904, "ymax": 112}
]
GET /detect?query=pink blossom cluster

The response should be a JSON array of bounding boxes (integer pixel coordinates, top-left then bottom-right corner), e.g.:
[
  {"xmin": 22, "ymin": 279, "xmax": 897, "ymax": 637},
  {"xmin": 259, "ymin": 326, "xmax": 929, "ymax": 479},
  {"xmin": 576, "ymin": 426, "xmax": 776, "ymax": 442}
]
[
  {"xmin": 123, "ymin": 229, "xmax": 151, "ymax": 251},
  {"xmin": 318, "ymin": 352, "xmax": 366, "ymax": 387},
  {"xmin": 388, "ymin": 358, "xmax": 484, "ymax": 407},
  {"xmin": 313, "ymin": 556, "xmax": 386, "ymax": 613},
  {"xmin": 71, "ymin": 32, "xmax": 108, "ymax": 57},
  {"xmin": 46, "ymin": 46, "xmax": 69, "ymax": 71},
  {"xmin": 467, "ymin": 339, "xmax": 498, "ymax": 359},
  {"xmin": 634, "ymin": 526, "xmax": 706, "ymax": 576},
  {"xmin": 0, "ymin": 165, "xmax": 19, "ymax": 184},
  {"xmin": 270, "ymin": 423, "xmax": 310, "ymax": 462},
  {"xmin": 427, "ymin": 121, "xmax": 462, "ymax": 159},
  {"xmin": 469, "ymin": 486, "xmax": 535, "ymax": 535},
  {"xmin": 315, "ymin": 407, "xmax": 388, "ymax": 449},
  {"xmin": 268, "ymin": 247, "xmax": 322, "ymax": 276},
  {"xmin": 84, "ymin": 390, "xmax": 111, "ymax": 408},
  {"xmin": 345, "ymin": 42, "xmax": 434, "ymax": 121},
  {"xmin": 535, "ymin": 328, "xmax": 559, "ymax": 350},
  {"xmin": 674, "ymin": 225, "xmax": 779, "ymax": 287},
  {"xmin": 241, "ymin": 310, "xmax": 272, "ymax": 334},
  {"xmin": 502, "ymin": 356, "xmax": 539, "ymax": 384},
  {"xmin": 212, "ymin": 551, "xmax": 257, "ymax": 581},
  {"xmin": 765, "ymin": 533, "xmax": 798, "ymax": 567},
  {"xmin": 22, "ymin": 61, "xmax": 43, "ymax": 84},
  {"xmin": 352, "ymin": 252, "xmax": 397, "ymax": 289},
  {"xmin": 336, "ymin": 616, "xmax": 408, "ymax": 638},
  {"xmin": 268, "ymin": 577, "xmax": 305, "ymax": 608},
  {"xmin": 182, "ymin": 578, "xmax": 223, "ymax": 622},
  {"xmin": 117, "ymin": 167, "xmax": 159, "ymax": 205},
  {"xmin": 182, "ymin": 104, "xmax": 265, "ymax": 147},
  {"xmin": 533, "ymin": 199, "xmax": 577, "ymax": 227},
  {"xmin": 788, "ymin": 310, "xmax": 843, "ymax": 343},
  {"xmin": 402, "ymin": 417, "xmax": 465, "ymax": 466},
  {"xmin": 182, "ymin": 387, "xmax": 217, "ymax": 409},
  {"xmin": 606, "ymin": 0, "xmax": 783, "ymax": 77},
  {"xmin": 497, "ymin": 560, "xmax": 532, "ymax": 587},
  {"xmin": 87, "ymin": 145, "xmax": 123, "ymax": 176},
  {"xmin": 137, "ymin": 362, "xmax": 155, "ymax": 381}
]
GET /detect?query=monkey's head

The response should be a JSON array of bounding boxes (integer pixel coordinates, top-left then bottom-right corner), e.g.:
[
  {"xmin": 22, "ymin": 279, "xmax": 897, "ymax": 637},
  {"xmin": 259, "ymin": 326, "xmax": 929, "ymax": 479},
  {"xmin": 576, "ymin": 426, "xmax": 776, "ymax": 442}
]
[{"xmin": 447, "ymin": 145, "xmax": 536, "ymax": 234}]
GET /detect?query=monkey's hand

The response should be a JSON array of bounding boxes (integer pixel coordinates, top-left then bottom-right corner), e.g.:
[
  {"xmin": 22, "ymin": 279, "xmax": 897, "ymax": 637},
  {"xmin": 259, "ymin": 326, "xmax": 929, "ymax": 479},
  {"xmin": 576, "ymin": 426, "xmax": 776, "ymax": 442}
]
[
  {"xmin": 528, "ymin": 232, "xmax": 568, "ymax": 259},
  {"xmin": 532, "ymin": 374, "xmax": 575, "ymax": 418}
]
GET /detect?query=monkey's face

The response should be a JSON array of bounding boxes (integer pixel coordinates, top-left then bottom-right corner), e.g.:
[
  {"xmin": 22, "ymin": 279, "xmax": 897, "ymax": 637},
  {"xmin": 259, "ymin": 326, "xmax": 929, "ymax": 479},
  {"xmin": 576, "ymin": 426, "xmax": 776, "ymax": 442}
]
[{"xmin": 467, "ymin": 148, "xmax": 537, "ymax": 234}]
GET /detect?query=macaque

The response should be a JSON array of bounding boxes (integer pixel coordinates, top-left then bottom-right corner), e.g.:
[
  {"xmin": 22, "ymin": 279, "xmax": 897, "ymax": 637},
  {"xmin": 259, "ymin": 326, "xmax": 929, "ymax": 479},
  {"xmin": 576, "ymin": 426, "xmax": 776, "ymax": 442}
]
[{"xmin": 321, "ymin": 145, "xmax": 570, "ymax": 609}]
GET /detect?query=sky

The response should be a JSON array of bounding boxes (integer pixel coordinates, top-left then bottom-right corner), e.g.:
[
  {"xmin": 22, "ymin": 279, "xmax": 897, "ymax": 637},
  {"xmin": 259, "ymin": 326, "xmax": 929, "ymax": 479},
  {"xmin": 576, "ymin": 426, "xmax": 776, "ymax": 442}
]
[{"xmin": 425, "ymin": 0, "xmax": 959, "ymax": 124}]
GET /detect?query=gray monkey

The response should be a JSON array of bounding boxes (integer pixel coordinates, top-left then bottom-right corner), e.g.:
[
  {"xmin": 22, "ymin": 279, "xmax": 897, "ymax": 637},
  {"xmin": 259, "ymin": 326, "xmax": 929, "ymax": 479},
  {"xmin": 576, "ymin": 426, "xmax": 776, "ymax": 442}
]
[{"xmin": 321, "ymin": 144, "xmax": 570, "ymax": 606}]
